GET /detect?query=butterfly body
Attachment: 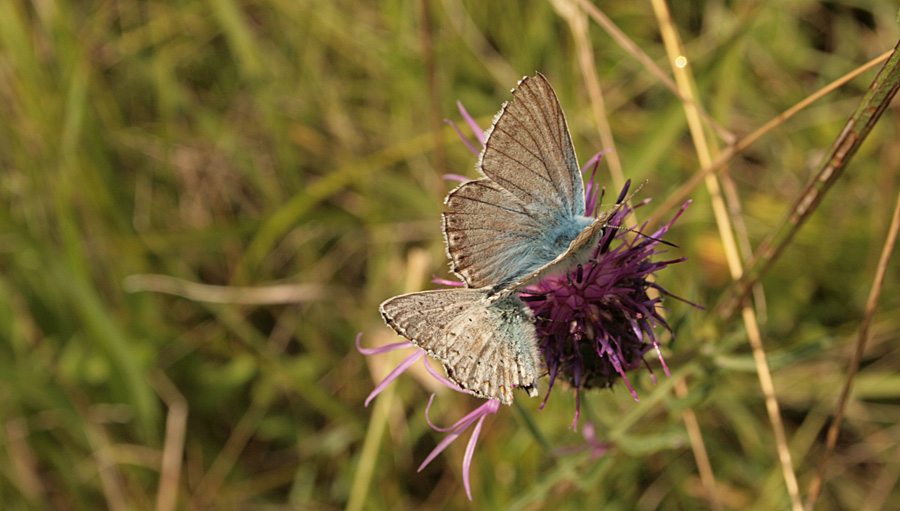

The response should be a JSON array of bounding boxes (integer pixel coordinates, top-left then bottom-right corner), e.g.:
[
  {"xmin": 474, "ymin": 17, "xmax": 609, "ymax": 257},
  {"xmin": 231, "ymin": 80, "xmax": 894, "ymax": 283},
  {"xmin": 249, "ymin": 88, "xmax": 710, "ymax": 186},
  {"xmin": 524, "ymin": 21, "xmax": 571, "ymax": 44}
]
[{"xmin": 528, "ymin": 214, "xmax": 598, "ymax": 272}]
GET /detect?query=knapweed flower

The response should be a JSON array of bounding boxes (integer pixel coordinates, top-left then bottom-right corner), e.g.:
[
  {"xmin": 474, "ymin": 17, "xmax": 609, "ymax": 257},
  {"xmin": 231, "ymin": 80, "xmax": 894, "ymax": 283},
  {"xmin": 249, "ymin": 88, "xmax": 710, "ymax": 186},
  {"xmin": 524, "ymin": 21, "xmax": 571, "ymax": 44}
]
[{"xmin": 359, "ymin": 100, "xmax": 692, "ymax": 500}]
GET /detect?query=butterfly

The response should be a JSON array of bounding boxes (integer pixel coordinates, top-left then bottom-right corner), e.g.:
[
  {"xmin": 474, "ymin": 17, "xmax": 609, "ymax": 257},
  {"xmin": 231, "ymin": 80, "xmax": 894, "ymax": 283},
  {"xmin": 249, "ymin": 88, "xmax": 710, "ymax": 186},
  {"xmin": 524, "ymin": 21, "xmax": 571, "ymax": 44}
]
[{"xmin": 380, "ymin": 73, "xmax": 632, "ymax": 404}]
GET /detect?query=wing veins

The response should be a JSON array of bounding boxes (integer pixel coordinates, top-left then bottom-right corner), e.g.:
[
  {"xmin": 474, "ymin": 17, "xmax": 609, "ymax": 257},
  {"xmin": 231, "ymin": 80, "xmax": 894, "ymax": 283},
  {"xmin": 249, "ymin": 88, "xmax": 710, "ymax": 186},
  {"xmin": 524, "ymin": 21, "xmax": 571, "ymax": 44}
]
[
  {"xmin": 508, "ymin": 92, "xmax": 566, "ymax": 201},
  {"xmin": 491, "ymin": 120, "xmax": 555, "ymax": 184},
  {"xmin": 517, "ymin": 80, "xmax": 574, "ymax": 213},
  {"xmin": 461, "ymin": 327, "xmax": 498, "ymax": 384},
  {"xmin": 446, "ymin": 194, "xmax": 528, "ymax": 217},
  {"xmin": 483, "ymin": 146, "xmax": 549, "ymax": 203},
  {"xmin": 448, "ymin": 236, "xmax": 532, "ymax": 255},
  {"xmin": 492, "ymin": 114, "xmax": 559, "ymax": 194}
]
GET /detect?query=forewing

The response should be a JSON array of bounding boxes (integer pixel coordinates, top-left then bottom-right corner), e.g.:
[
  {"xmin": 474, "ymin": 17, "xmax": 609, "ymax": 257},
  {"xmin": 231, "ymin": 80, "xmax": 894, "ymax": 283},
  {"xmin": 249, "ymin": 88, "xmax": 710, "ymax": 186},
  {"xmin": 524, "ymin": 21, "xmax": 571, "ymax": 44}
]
[
  {"xmin": 479, "ymin": 73, "xmax": 584, "ymax": 221},
  {"xmin": 379, "ymin": 288, "xmax": 540, "ymax": 404},
  {"xmin": 443, "ymin": 178, "xmax": 544, "ymax": 288}
]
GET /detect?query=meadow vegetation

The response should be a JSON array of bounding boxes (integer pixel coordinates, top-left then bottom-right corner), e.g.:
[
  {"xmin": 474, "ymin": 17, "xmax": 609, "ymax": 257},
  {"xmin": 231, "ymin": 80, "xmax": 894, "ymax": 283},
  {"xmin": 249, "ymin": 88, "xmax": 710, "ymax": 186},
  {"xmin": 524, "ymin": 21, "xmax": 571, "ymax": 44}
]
[{"xmin": 1, "ymin": 1, "xmax": 899, "ymax": 509}]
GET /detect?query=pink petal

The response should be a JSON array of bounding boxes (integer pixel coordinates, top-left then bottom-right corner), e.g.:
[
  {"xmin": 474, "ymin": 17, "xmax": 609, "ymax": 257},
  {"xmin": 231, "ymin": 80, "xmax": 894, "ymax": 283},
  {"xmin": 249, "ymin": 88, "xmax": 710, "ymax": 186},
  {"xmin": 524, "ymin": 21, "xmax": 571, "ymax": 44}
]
[
  {"xmin": 423, "ymin": 357, "xmax": 465, "ymax": 391},
  {"xmin": 462, "ymin": 413, "xmax": 489, "ymax": 501},
  {"xmin": 424, "ymin": 394, "xmax": 463, "ymax": 432},
  {"xmin": 457, "ymin": 101, "xmax": 485, "ymax": 146},
  {"xmin": 419, "ymin": 400, "xmax": 499, "ymax": 473},
  {"xmin": 581, "ymin": 149, "xmax": 611, "ymax": 177},
  {"xmin": 426, "ymin": 398, "xmax": 494, "ymax": 433},
  {"xmin": 431, "ymin": 277, "xmax": 465, "ymax": 287},
  {"xmin": 570, "ymin": 388, "xmax": 581, "ymax": 431},
  {"xmin": 443, "ymin": 118, "xmax": 480, "ymax": 155},
  {"xmin": 417, "ymin": 424, "xmax": 471, "ymax": 472},
  {"xmin": 599, "ymin": 339, "xmax": 639, "ymax": 402},
  {"xmin": 653, "ymin": 340, "xmax": 671, "ymax": 377},
  {"xmin": 356, "ymin": 333, "xmax": 414, "ymax": 356},
  {"xmin": 442, "ymin": 173, "xmax": 472, "ymax": 183},
  {"xmin": 364, "ymin": 350, "xmax": 424, "ymax": 407}
]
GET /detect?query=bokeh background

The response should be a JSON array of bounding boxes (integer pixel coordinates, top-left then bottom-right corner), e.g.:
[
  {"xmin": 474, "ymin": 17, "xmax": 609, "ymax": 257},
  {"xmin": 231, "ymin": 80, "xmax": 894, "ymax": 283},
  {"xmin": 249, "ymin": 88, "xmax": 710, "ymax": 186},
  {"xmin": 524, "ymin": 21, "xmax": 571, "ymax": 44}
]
[{"xmin": 2, "ymin": 1, "xmax": 899, "ymax": 509}]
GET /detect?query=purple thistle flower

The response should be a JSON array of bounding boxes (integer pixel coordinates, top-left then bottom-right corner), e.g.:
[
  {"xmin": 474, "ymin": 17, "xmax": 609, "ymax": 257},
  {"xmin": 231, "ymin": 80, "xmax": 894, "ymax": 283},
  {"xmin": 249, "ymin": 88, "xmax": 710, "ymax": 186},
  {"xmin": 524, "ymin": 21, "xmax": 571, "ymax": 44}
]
[{"xmin": 521, "ymin": 177, "xmax": 691, "ymax": 428}]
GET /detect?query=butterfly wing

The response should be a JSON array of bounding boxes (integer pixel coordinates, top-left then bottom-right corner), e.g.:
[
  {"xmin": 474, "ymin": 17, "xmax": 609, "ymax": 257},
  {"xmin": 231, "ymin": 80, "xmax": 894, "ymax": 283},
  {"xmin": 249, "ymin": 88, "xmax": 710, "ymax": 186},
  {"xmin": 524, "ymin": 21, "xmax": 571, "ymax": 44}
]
[
  {"xmin": 479, "ymin": 73, "xmax": 585, "ymax": 221},
  {"xmin": 442, "ymin": 178, "xmax": 544, "ymax": 289},
  {"xmin": 444, "ymin": 74, "xmax": 600, "ymax": 290},
  {"xmin": 379, "ymin": 288, "xmax": 540, "ymax": 405}
]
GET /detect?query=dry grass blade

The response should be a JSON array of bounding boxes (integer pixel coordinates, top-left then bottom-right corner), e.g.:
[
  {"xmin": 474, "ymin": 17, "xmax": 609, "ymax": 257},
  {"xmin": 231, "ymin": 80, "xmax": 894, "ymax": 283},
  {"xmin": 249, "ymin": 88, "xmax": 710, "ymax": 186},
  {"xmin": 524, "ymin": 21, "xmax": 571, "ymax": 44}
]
[
  {"xmin": 717, "ymin": 39, "xmax": 900, "ymax": 319},
  {"xmin": 151, "ymin": 371, "xmax": 188, "ymax": 511},
  {"xmin": 674, "ymin": 379, "xmax": 721, "ymax": 511},
  {"xmin": 123, "ymin": 274, "xmax": 328, "ymax": 304},
  {"xmin": 648, "ymin": 0, "xmax": 738, "ymax": 507},
  {"xmin": 805, "ymin": 185, "xmax": 900, "ymax": 510},
  {"xmin": 740, "ymin": 309, "xmax": 803, "ymax": 511}
]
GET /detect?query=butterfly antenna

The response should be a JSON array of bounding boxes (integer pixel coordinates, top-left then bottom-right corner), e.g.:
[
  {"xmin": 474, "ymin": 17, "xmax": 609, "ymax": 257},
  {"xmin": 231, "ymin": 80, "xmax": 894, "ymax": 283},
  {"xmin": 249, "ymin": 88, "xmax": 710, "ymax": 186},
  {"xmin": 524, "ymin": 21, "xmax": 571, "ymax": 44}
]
[
  {"xmin": 617, "ymin": 179, "xmax": 647, "ymax": 206},
  {"xmin": 605, "ymin": 224, "xmax": 678, "ymax": 248},
  {"xmin": 594, "ymin": 179, "xmax": 648, "ymax": 220}
]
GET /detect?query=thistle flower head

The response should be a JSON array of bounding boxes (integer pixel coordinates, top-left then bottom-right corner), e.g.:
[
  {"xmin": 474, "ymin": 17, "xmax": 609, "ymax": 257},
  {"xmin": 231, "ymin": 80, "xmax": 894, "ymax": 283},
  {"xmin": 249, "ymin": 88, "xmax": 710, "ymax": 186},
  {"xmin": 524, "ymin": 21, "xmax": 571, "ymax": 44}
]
[{"xmin": 521, "ymin": 175, "xmax": 691, "ymax": 427}]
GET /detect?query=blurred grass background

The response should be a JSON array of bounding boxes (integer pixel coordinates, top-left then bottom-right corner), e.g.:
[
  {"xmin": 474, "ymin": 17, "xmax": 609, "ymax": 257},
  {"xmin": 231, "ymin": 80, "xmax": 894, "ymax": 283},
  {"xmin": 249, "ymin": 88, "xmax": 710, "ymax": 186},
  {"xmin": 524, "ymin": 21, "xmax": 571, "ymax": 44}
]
[{"xmin": 1, "ymin": 0, "xmax": 899, "ymax": 509}]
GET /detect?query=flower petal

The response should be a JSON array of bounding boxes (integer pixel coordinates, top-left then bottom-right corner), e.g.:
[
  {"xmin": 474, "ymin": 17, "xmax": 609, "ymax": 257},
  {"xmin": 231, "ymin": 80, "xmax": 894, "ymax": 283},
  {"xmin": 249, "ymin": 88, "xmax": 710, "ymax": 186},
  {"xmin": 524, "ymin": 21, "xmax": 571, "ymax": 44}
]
[
  {"xmin": 422, "ymin": 357, "xmax": 466, "ymax": 391},
  {"xmin": 356, "ymin": 333, "xmax": 414, "ymax": 356},
  {"xmin": 457, "ymin": 101, "xmax": 485, "ymax": 146},
  {"xmin": 431, "ymin": 276, "xmax": 465, "ymax": 287},
  {"xmin": 417, "ymin": 424, "xmax": 471, "ymax": 472},
  {"xmin": 364, "ymin": 350, "xmax": 424, "ymax": 407},
  {"xmin": 443, "ymin": 117, "xmax": 480, "ymax": 155},
  {"xmin": 441, "ymin": 173, "xmax": 471, "ymax": 183},
  {"xmin": 463, "ymin": 411, "xmax": 491, "ymax": 501},
  {"xmin": 419, "ymin": 399, "xmax": 499, "ymax": 475}
]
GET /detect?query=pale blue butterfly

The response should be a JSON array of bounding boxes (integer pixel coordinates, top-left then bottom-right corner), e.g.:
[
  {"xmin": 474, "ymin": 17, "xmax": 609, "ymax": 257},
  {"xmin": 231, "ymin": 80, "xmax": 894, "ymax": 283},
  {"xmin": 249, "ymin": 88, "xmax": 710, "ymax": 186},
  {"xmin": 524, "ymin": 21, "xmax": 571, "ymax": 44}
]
[{"xmin": 380, "ymin": 73, "xmax": 630, "ymax": 404}]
